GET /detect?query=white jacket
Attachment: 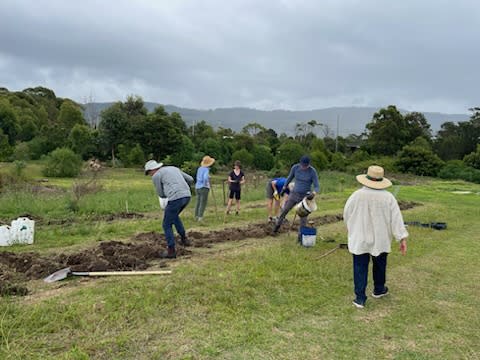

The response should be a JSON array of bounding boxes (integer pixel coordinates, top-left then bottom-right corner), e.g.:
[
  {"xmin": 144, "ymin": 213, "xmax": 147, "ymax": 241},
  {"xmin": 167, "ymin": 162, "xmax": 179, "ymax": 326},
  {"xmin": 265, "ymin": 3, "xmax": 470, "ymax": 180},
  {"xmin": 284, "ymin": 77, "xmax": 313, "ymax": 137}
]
[{"xmin": 343, "ymin": 187, "xmax": 408, "ymax": 256}]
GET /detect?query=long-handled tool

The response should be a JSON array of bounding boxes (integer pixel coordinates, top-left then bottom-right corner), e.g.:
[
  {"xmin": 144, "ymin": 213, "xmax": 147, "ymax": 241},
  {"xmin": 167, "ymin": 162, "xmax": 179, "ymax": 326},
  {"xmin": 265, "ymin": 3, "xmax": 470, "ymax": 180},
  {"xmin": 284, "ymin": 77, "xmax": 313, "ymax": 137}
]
[
  {"xmin": 210, "ymin": 182, "xmax": 218, "ymax": 217},
  {"xmin": 44, "ymin": 268, "xmax": 172, "ymax": 283}
]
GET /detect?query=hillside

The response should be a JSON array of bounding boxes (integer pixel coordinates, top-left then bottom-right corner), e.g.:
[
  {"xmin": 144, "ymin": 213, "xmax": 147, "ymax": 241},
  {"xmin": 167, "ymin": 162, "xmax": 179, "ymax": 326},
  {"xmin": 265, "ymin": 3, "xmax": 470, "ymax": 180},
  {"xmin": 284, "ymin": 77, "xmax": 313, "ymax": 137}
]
[{"xmin": 83, "ymin": 102, "xmax": 469, "ymax": 136}]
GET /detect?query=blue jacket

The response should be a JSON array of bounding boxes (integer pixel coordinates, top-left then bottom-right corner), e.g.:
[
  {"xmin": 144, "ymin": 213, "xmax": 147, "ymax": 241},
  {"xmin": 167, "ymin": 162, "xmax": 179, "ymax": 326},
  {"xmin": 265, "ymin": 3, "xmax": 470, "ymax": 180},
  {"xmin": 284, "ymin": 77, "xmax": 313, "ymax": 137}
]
[
  {"xmin": 195, "ymin": 166, "xmax": 210, "ymax": 189},
  {"xmin": 284, "ymin": 164, "xmax": 320, "ymax": 194}
]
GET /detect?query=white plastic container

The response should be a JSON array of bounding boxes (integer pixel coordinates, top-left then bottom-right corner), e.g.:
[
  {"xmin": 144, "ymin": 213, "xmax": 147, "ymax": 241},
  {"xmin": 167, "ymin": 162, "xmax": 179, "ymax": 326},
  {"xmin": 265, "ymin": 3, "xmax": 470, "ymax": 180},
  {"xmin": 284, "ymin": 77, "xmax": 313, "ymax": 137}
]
[
  {"xmin": 0, "ymin": 225, "xmax": 12, "ymax": 246},
  {"xmin": 10, "ymin": 217, "xmax": 35, "ymax": 245}
]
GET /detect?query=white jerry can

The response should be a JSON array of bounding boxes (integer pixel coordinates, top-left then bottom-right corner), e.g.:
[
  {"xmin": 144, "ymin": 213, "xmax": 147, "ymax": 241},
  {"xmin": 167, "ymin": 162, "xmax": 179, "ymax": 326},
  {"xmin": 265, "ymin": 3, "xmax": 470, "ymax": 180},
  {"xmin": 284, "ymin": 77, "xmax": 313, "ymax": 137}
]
[
  {"xmin": 0, "ymin": 225, "xmax": 12, "ymax": 246},
  {"xmin": 10, "ymin": 217, "xmax": 35, "ymax": 245}
]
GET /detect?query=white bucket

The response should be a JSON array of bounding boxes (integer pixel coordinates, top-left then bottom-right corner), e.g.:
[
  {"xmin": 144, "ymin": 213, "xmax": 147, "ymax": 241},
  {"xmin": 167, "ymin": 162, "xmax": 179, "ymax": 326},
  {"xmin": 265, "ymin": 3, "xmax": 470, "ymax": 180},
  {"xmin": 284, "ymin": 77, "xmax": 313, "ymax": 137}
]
[
  {"xmin": 10, "ymin": 217, "xmax": 35, "ymax": 245},
  {"xmin": 300, "ymin": 226, "xmax": 317, "ymax": 247},
  {"xmin": 295, "ymin": 198, "xmax": 318, "ymax": 217},
  {"xmin": 0, "ymin": 225, "xmax": 12, "ymax": 246}
]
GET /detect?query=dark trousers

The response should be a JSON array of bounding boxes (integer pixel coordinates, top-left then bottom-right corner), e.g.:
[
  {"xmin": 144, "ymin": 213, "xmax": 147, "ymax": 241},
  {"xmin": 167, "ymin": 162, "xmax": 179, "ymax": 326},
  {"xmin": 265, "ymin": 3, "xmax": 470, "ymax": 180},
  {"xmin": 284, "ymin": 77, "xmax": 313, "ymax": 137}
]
[
  {"xmin": 353, "ymin": 253, "xmax": 388, "ymax": 304},
  {"xmin": 195, "ymin": 187, "xmax": 209, "ymax": 218},
  {"xmin": 163, "ymin": 197, "xmax": 190, "ymax": 248},
  {"xmin": 275, "ymin": 191, "xmax": 308, "ymax": 231}
]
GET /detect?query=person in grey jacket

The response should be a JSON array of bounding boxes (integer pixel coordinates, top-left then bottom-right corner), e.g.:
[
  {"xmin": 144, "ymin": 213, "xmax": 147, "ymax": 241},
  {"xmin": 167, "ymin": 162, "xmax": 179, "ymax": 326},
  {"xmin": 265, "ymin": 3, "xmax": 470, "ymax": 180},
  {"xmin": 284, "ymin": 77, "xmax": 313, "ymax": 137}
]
[{"xmin": 145, "ymin": 160, "xmax": 194, "ymax": 258}]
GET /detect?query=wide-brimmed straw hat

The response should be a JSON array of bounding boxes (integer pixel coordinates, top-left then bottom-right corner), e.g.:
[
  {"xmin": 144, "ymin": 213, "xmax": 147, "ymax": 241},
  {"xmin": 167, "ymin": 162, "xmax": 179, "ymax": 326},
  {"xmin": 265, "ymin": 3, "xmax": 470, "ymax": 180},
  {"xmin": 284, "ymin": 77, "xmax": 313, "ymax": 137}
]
[
  {"xmin": 144, "ymin": 160, "xmax": 163, "ymax": 175},
  {"xmin": 356, "ymin": 165, "xmax": 392, "ymax": 189},
  {"xmin": 200, "ymin": 155, "xmax": 215, "ymax": 167}
]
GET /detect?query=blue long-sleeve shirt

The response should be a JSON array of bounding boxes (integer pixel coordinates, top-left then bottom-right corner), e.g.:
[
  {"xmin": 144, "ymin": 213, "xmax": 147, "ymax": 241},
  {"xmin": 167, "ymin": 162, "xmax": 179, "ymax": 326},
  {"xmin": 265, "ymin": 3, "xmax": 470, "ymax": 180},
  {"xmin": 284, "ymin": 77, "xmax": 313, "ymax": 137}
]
[
  {"xmin": 284, "ymin": 164, "xmax": 320, "ymax": 194},
  {"xmin": 195, "ymin": 166, "xmax": 210, "ymax": 189}
]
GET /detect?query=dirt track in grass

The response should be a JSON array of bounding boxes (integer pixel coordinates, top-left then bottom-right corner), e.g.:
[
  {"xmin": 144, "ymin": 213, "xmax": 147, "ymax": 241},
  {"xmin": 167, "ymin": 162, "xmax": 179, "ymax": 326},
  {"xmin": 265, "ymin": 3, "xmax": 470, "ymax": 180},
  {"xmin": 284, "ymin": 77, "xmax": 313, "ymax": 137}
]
[{"xmin": 0, "ymin": 200, "xmax": 419, "ymax": 296}]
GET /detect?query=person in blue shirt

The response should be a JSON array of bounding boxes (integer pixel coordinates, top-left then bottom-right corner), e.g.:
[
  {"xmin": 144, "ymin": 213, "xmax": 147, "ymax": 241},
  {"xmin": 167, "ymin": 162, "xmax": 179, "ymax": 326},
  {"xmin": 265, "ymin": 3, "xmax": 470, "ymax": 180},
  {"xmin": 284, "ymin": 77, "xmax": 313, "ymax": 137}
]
[
  {"xmin": 195, "ymin": 155, "xmax": 215, "ymax": 221},
  {"xmin": 266, "ymin": 177, "xmax": 293, "ymax": 222},
  {"xmin": 273, "ymin": 155, "xmax": 320, "ymax": 235}
]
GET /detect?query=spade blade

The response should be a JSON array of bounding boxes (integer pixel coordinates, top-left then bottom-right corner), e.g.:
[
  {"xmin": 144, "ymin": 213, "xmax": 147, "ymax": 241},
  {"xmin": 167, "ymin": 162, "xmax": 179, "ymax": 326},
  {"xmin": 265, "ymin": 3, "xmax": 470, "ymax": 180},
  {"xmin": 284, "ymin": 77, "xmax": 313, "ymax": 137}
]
[{"xmin": 43, "ymin": 267, "xmax": 72, "ymax": 283}]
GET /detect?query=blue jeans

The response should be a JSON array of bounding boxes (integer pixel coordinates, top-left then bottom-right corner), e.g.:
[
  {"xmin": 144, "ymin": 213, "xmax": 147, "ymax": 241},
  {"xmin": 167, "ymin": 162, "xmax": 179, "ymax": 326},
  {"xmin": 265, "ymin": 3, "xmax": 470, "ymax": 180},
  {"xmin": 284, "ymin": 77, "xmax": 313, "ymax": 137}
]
[
  {"xmin": 353, "ymin": 253, "xmax": 388, "ymax": 304},
  {"xmin": 163, "ymin": 197, "xmax": 190, "ymax": 248}
]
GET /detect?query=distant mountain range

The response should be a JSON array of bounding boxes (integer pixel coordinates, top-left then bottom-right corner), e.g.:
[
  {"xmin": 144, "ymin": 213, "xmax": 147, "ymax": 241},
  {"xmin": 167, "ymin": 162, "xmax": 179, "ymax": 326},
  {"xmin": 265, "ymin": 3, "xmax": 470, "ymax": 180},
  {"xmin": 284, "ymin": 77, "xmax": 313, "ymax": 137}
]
[{"xmin": 83, "ymin": 102, "xmax": 470, "ymax": 136}]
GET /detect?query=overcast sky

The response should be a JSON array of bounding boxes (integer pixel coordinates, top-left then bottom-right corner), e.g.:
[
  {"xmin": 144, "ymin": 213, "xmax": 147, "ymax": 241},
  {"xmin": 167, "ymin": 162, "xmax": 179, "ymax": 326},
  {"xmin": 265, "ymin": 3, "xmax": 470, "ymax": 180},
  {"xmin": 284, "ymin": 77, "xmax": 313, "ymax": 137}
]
[{"xmin": 1, "ymin": 0, "xmax": 478, "ymax": 113}]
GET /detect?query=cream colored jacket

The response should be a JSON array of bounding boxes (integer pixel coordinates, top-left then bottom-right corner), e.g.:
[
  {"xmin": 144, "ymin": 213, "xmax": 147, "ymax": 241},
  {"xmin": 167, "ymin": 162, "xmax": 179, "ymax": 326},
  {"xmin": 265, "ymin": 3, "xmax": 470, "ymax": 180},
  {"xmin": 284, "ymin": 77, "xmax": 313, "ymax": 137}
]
[{"xmin": 343, "ymin": 187, "xmax": 408, "ymax": 256}]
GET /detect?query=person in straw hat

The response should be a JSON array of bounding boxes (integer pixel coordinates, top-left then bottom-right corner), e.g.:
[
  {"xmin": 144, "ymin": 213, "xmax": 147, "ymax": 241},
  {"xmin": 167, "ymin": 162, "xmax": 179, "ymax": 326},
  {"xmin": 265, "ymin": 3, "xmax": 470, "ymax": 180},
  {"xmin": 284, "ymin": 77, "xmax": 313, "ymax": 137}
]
[
  {"xmin": 144, "ymin": 160, "xmax": 194, "ymax": 259},
  {"xmin": 194, "ymin": 155, "xmax": 216, "ymax": 221},
  {"xmin": 343, "ymin": 165, "xmax": 408, "ymax": 309}
]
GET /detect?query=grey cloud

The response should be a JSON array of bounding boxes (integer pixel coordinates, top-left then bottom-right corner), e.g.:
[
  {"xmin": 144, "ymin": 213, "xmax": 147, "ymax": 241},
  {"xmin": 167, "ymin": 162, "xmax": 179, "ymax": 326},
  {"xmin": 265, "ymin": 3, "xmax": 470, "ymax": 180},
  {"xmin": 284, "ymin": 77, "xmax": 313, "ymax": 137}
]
[{"xmin": 0, "ymin": 0, "xmax": 479, "ymax": 112}]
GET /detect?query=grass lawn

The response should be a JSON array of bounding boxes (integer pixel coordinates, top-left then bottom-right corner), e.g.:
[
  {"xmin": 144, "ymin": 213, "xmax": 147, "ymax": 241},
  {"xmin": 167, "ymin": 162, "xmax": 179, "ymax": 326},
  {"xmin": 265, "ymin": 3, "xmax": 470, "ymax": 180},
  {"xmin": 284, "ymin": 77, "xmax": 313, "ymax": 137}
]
[{"xmin": 0, "ymin": 163, "xmax": 479, "ymax": 359}]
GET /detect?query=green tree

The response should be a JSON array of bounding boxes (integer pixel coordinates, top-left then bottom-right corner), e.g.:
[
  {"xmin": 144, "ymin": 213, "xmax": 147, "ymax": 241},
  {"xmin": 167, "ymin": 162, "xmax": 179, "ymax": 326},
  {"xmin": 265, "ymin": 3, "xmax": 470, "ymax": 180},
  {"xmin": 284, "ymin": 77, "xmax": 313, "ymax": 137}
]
[
  {"xmin": 395, "ymin": 144, "xmax": 444, "ymax": 176},
  {"xmin": 171, "ymin": 135, "xmax": 195, "ymax": 166},
  {"xmin": 0, "ymin": 100, "xmax": 19, "ymax": 146},
  {"xmin": 231, "ymin": 148, "xmax": 254, "ymax": 168},
  {"xmin": 69, "ymin": 124, "xmax": 95, "ymax": 159},
  {"xmin": 98, "ymin": 103, "xmax": 129, "ymax": 164},
  {"xmin": 311, "ymin": 150, "xmax": 328, "ymax": 171},
  {"xmin": 200, "ymin": 138, "xmax": 222, "ymax": 160},
  {"xmin": 57, "ymin": 100, "xmax": 86, "ymax": 134},
  {"xmin": 252, "ymin": 145, "xmax": 274, "ymax": 170},
  {"xmin": 276, "ymin": 141, "xmax": 304, "ymax": 168},
  {"xmin": 242, "ymin": 122, "xmax": 266, "ymax": 136},
  {"xmin": 0, "ymin": 129, "xmax": 13, "ymax": 160},
  {"xmin": 365, "ymin": 105, "xmax": 408, "ymax": 155},
  {"xmin": 43, "ymin": 147, "xmax": 83, "ymax": 177},
  {"xmin": 463, "ymin": 144, "xmax": 480, "ymax": 169}
]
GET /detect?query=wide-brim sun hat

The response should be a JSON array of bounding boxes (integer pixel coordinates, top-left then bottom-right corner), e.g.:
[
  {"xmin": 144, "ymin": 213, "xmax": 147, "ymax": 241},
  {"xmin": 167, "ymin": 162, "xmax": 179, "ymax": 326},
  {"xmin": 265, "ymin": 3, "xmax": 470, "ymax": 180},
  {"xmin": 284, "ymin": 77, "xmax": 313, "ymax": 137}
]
[
  {"xmin": 356, "ymin": 165, "xmax": 392, "ymax": 189},
  {"xmin": 201, "ymin": 155, "xmax": 215, "ymax": 167},
  {"xmin": 144, "ymin": 160, "xmax": 163, "ymax": 175}
]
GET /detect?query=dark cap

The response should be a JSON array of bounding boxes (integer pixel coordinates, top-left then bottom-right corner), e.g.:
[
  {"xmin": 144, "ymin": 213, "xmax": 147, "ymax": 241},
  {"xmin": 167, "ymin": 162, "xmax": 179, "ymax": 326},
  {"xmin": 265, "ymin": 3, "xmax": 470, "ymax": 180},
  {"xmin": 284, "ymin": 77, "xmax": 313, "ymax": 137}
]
[{"xmin": 300, "ymin": 155, "xmax": 310, "ymax": 165}]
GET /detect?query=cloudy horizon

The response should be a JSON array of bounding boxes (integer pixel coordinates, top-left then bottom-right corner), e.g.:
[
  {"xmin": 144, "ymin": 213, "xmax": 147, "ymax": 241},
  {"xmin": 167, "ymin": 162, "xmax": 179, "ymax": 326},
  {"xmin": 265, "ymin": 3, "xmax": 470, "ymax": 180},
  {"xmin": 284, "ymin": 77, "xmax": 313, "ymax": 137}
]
[{"xmin": 1, "ymin": 0, "xmax": 479, "ymax": 114}]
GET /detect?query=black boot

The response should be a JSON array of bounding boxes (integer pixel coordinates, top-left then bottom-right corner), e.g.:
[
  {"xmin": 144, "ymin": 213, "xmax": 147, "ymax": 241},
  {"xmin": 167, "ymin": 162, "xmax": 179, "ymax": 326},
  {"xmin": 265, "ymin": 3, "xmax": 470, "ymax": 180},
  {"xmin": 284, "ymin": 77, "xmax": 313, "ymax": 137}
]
[
  {"xmin": 160, "ymin": 246, "xmax": 176, "ymax": 259},
  {"xmin": 179, "ymin": 236, "xmax": 191, "ymax": 247}
]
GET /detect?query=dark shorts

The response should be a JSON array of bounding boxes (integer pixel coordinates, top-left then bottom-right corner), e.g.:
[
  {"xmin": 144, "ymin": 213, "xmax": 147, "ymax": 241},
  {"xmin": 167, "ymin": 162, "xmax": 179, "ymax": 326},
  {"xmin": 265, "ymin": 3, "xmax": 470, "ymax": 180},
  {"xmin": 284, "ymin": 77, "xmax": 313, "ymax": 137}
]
[
  {"xmin": 266, "ymin": 181, "xmax": 275, "ymax": 199},
  {"xmin": 229, "ymin": 189, "xmax": 241, "ymax": 200}
]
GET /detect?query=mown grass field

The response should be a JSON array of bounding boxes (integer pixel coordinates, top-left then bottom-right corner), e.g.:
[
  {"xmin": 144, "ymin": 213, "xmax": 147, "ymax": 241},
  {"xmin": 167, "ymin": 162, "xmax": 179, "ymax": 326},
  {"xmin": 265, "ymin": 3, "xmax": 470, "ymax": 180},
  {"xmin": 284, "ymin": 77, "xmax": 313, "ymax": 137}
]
[{"xmin": 0, "ymin": 162, "xmax": 479, "ymax": 359}]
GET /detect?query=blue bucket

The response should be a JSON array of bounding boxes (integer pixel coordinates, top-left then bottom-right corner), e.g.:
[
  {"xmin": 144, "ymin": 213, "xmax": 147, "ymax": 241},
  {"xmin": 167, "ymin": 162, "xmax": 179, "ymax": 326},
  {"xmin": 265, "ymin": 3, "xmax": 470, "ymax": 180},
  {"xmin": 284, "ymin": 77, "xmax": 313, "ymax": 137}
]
[{"xmin": 300, "ymin": 226, "xmax": 316, "ymax": 247}]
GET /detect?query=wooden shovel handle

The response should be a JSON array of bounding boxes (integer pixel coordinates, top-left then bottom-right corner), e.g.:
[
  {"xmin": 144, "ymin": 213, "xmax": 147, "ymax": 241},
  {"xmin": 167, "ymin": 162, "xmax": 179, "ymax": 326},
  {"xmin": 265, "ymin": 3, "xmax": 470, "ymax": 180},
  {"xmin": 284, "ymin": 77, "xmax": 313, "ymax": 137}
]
[{"xmin": 75, "ymin": 270, "xmax": 172, "ymax": 276}]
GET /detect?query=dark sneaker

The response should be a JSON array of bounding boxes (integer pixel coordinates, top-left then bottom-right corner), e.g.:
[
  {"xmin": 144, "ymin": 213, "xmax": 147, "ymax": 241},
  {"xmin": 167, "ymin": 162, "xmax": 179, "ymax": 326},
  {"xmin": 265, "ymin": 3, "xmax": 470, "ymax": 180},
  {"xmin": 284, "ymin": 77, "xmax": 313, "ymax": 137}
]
[
  {"xmin": 273, "ymin": 223, "xmax": 280, "ymax": 233},
  {"xmin": 352, "ymin": 299, "xmax": 365, "ymax": 309},
  {"xmin": 160, "ymin": 247, "xmax": 176, "ymax": 259},
  {"xmin": 372, "ymin": 287, "xmax": 389, "ymax": 298},
  {"xmin": 179, "ymin": 237, "xmax": 191, "ymax": 247},
  {"xmin": 235, "ymin": 211, "xmax": 239, "ymax": 216}
]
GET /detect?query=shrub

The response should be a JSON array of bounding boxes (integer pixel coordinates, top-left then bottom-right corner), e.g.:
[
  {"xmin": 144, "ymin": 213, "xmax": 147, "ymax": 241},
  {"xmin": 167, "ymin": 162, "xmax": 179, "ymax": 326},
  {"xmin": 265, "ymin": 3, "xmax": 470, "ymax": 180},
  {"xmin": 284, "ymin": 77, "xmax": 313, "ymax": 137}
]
[
  {"xmin": 231, "ymin": 149, "xmax": 254, "ymax": 168},
  {"xmin": 252, "ymin": 145, "xmax": 274, "ymax": 170},
  {"xmin": 347, "ymin": 157, "xmax": 398, "ymax": 175},
  {"xmin": 463, "ymin": 144, "xmax": 480, "ymax": 169},
  {"xmin": 310, "ymin": 150, "xmax": 328, "ymax": 171},
  {"xmin": 395, "ymin": 145, "xmax": 444, "ymax": 176},
  {"xmin": 329, "ymin": 152, "xmax": 347, "ymax": 172},
  {"xmin": 438, "ymin": 160, "xmax": 480, "ymax": 183},
  {"xmin": 43, "ymin": 147, "xmax": 83, "ymax": 177}
]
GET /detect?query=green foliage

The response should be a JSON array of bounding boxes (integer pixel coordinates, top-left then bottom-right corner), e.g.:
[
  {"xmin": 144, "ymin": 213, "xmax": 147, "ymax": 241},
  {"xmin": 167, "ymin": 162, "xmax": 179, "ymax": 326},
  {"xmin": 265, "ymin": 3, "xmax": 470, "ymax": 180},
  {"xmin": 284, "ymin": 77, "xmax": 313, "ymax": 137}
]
[
  {"xmin": 0, "ymin": 99, "xmax": 19, "ymax": 146},
  {"xmin": 0, "ymin": 129, "xmax": 13, "ymax": 160},
  {"xmin": 463, "ymin": 144, "xmax": 480, "ymax": 169},
  {"xmin": 69, "ymin": 124, "xmax": 95, "ymax": 159},
  {"xmin": 98, "ymin": 102, "xmax": 129, "ymax": 161},
  {"xmin": 329, "ymin": 152, "xmax": 347, "ymax": 171},
  {"xmin": 26, "ymin": 136, "xmax": 51, "ymax": 160},
  {"xmin": 251, "ymin": 145, "xmax": 274, "ymax": 170},
  {"xmin": 347, "ymin": 157, "xmax": 398, "ymax": 175},
  {"xmin": 127, "ymin": 144, "xmax": 145, "ymax": 166},
  {"xmin": 434, "ymin": 109, "xmax": 480, "ymax": 160},
  {"xmin": 349, "ymin": 149, "xmax": 370, "ymax": 163},
  {"xmin": 276, "ymin": 140, "xmax": 304, "ymax": 168},
  {"xmin": 43, "ymin": 147, "xmax": 83, "ymax": 178},
  {"xmin": 310, "ymin": 150, "xmax": 328, "ymax": 171},
  {"xmin": 231, "ymin": 148, "xmax": 254, "ymax": 168},
  {"xmin": 12, "ymin": 142, "xmax": 30, "ymax": 161},
  {"xmin": 12, "ymin": 160, "xmax": 27, "ymax": 179},
  {"xmin": 57, "ymin": 100, "xmax": 86, "ymax": 134},
  {"xmin": 200, "ymin": 138, "xmax": 222, "ymax": 160},
  {"xmin": 438, "ymin": 160, "xmax": 480, "ymax": 183},
  {"xmin": 395, "ymin": 144, "xmax": 444, "ymax": 176},
  {"xmin": 170, "ymin": 135, "xmax": 195, "ymax": 166}
]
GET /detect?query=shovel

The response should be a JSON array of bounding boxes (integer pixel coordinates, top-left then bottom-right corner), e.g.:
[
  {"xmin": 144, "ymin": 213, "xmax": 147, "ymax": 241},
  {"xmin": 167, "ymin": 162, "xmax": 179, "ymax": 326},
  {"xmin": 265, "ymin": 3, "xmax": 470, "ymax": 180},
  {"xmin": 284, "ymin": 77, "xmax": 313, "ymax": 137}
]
[{"xmin": 44, "ymin": 267, "xmax": 172, "ymax": 283}]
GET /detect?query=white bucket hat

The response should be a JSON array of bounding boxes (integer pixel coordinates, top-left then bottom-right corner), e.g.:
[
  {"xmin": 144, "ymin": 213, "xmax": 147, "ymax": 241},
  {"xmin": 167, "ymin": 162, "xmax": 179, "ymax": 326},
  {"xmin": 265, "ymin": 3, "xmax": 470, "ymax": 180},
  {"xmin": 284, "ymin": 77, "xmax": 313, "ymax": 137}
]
[
  {"xmin": 144, "ymin": 160, "xmax": 163, "ymax": 175},
  {"xmin": 356, "ymin": 165, "xmax": 392, "ymax": 189}
]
